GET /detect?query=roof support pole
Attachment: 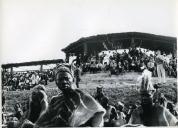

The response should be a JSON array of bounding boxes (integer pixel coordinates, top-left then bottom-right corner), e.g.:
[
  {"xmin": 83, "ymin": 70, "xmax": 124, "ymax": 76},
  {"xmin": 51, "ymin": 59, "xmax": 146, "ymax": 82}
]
[
  {"xmin": 173, "ymin": 42, "xmax": 177, "ymax": 57},
  {"xmin": 84, "ymin": 43, "xmax": 88, "ymax": 55},
  {"xmin": 40, "ymin": 64, "xmax": 43, "ymax": 72},
  {"xmin": 131, "ymin": 37, "xmax": 135, "ymax": 48},
  {"xmin": 65, "ymin": 53, "xmax": 69, "ymax": 63},
  {"xmin": 10, "ymin": 67, "xmax": 13, "ymax": 78}
]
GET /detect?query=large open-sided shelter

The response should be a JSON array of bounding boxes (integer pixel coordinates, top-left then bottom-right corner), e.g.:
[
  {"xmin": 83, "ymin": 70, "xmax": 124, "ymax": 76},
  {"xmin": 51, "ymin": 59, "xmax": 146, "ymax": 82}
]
[
  {"xmin": 1, "ymin": 59, "xmax": 64, "ymax": 75},
  {"xmin": 62, "ymin": 32, "xmax": 177, "ymax": 58}
]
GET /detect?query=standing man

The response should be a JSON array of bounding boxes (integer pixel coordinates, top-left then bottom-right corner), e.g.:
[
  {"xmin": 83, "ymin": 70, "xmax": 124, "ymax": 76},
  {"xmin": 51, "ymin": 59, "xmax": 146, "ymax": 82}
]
[
  {"xmin": 155, "ymin": 50, "xmax": 166, "ymax": 84},
  {"xmin": 74, "ymin": 65, "xmax": 81, "ymax": 88},
  {"xmin": 31, "ymin": 72, "xmax": 36, "ymax": 87}
]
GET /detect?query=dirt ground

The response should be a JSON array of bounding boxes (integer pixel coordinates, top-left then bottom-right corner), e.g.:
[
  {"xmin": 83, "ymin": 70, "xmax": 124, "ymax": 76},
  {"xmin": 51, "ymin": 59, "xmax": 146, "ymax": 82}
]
[{"xmin": 4, "ymin": 72, "xmax": 177, "ymax": 113}]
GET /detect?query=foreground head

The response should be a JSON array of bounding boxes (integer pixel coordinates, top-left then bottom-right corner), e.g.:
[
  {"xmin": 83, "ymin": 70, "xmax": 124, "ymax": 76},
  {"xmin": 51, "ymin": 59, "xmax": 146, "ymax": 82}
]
[
  {"xmin": 55, "ymin": 65, "xmax": 75, "ymax": 92},
  {"xmin": 14, "ymin": 103, "xmax": 22, "ymax": 111},
  {"xmin": 31, "ymin": 85, "xmax": 47, "ymax": 103},
  {"xmin": 21, "ymin": 120, "xmax": 34, "ymax": 128},
  {"xmin": 156, "ymin": 50, "xmax": 161, "ymax": 55},
  {"xmin": 139, "ymin": 69, "xmax": 155, "ymax": 105},
  {"xmin": 33, "ymin": 84, "xmax": 46, "ymax": 92},
  {"xmin": 97, "ymin": 85, "xmax": 103, "ymax": 94},
  {"xmin": 101, "ymin": 97, "xmax": 109, "ymax": 108},
  {"xmin": 116, "ymin": 101, "xmax": 125, "ymax": 111}
]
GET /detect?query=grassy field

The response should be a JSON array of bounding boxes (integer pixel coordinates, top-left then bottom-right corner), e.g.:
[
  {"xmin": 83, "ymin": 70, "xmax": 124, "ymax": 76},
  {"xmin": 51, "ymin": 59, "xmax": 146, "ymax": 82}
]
[{"xmin": 4, "ymin": 72, "xmax": 177, "ymax": 113}]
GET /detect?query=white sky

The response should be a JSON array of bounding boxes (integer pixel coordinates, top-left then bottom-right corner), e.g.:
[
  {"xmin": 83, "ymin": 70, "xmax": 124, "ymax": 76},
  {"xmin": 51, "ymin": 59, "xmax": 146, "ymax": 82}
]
[{"xmin": 1, "ymin": 0, "xmax": 178, "ymax": 65}]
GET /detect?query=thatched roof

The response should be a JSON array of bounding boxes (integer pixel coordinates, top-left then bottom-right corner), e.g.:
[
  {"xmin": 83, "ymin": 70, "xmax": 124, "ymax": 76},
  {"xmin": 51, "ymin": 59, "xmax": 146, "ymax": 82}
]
[{"xmin": 62, "ymin": 32, "xmax": 176, "ymax": 55}]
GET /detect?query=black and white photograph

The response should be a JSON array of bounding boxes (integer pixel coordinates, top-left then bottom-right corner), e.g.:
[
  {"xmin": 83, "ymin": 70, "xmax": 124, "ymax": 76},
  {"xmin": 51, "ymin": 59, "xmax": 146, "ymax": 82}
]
[{"xmin": 1, "ymin": 0, "xmax": 178, "ymax": 127}]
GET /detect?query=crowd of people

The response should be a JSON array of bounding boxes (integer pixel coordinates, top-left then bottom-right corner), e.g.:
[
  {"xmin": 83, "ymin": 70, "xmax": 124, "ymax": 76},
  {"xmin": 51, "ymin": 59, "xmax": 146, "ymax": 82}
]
[
  {"xmin": 2, "ymin": 64, "xmax": 178, "ymax": 127},
  {"xmin": 1, "ymin": 47, "xmax": 178, "ymax": 127},
  {"xmin": 2, "ymin": 47, "xmax": 177, "ymax": 91},
  {"xmin": 71, "ymin": 47, "xmax": 177, "ymax": 79},
  {"xmin": 2, "ymin": 69, "xmax": 54, "ymax": 91}
]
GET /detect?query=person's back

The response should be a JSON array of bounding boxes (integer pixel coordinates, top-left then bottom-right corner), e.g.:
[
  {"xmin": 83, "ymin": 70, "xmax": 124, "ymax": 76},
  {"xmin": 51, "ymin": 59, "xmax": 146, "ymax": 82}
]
[
  {"xmin": 129, "ymin": 68, "xmax": 177, "ymax": 126},
  {"xmin": 129, "ymin": 104, "xmax": 178, "ymax": 126}
]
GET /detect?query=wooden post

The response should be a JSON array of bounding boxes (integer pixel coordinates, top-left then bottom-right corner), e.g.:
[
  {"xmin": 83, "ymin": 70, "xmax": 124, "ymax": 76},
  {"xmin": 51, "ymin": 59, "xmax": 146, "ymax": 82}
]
[
  {"xmin": 40, "ymin": 65, "xmax": 43, "ymax": 72},
  {"xmin": 173, "ymin": 42, "xmax": 177, "ymax": 57},
  {"xmin": 131, "ymin": 37, "xmax": 135, "ymax": 48},
  {"xmin": 84, "ymin": 43, "xmax": 87, "ymax": 55},
  {"xmin": 10, "ymin": 67, "xmax": 13, "ymax": 78},
  {"xmin": 65, "ymin": 53, "xmax": 69, "ymax": 63}
]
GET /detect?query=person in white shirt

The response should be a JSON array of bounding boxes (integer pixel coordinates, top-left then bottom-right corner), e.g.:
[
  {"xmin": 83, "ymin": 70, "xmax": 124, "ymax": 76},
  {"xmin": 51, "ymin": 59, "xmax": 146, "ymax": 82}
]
[
  {"xmin": 35, "ymin": 73, "xmax": 41, "ymax": 85},
  {"xmin": 155, "ymin": 50, "xmax": 166, "ymax": 84},
  {"xmin": 69, "ymin": 53, "xmax": 77, "ymax": 65},
  {"xmin": 31, "ymin": 72, "xmax": 36, "ymax": 87}
]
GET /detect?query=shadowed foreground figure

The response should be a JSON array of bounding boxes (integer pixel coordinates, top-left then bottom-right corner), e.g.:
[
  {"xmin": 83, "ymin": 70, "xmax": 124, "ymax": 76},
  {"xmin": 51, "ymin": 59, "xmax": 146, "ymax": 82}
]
[
  {"xmin": 128, "ymin": 69, "xmax": 178, "ymax": 126},
  {"xmin": 27, "ymin": 85, "xmax": 48, "ymax": 123},
  {"xmin": 94, "ymin": 85, "xmax": 107, "ymax": 106},
  {"xmin": 7, "ymin": 85, "xmax": 48, "ymax": 128},
  {"xmin": 22, "ymin": 65, "xmax": 105, "ymax": 127},
  {"xmin": 14, "ymin": 103, "xmax": 23, "ymax": 120}
]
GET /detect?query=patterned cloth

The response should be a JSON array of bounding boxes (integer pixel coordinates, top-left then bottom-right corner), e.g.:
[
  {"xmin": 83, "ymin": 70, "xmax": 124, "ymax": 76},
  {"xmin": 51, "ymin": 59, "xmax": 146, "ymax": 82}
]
[
  {"xmin": 54, "ymin": 64, "xmax": 73, "ymax": 77},
  {"xmin": 34, "ymin": 89, "xmax": 105, "ymax": 127}
]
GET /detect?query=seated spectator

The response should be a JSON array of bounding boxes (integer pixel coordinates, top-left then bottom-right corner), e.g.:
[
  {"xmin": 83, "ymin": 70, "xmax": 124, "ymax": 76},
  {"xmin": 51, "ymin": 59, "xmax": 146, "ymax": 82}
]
[
  {"xmin": 94, "ymin": 85, "xmax": 107, "ymax": 106},
  {"xmin": 115, "ymin": 101, "xmax": 126, "ymax": 120},
  {"xmin": 123, "ymin": 60, "xmax": 129, "ymax": 72},
  {"xmin": 158, "ymin": 93, "xmax": 167, "ymax": 107},
  {"xmin": 14, "ymin": 103, "xmax": 23, "ymax": 120},
  {"xmin": 167, "ymin": 102, "xmax": 178, "ymax": 117},
  {"xmin": 90, "ymin": 61, "xmax": 97, "ymax": 73},
  {"xmin": 130, "ymin": 60, "xmax": 136, "ymax": 71},
  {"xmin": 109, "ymin": 59, "xmax": 117, "ymax": 75},
  {"xmin": 22, "ymin": 65, "xmax": 106, "ymax": 127},
  {"xmin": 125, "ymin": 103, "xmax": 137, "ymax": 123},
  {"xmin": 102, "ymin": 97, "xmax": 119, "ymax": 126}
]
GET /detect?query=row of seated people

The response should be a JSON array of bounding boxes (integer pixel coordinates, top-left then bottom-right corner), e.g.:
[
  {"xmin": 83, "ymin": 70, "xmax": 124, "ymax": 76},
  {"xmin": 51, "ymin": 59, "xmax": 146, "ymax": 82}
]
[
  {"xmin": 2, "ymin": 70, "xmax": 54, "ymax": 91},
  {"xmin": 71, "ymin": 48, "xmax": 177, "ymax": 77}
]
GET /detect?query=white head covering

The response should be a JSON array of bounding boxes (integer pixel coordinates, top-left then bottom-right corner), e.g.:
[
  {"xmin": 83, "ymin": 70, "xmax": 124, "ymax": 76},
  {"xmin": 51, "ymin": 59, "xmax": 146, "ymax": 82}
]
[{"xmin": 138, "ymin": 69, "xmax": 155, "ymax": 95}]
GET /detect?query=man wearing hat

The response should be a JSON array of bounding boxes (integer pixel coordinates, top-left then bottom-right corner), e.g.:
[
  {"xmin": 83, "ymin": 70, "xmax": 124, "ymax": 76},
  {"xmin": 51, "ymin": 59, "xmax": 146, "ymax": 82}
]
[
  {"xmin": 128, "ymin": 69, "xmax": 178, "ymax": 126},
  {"xmin": 30, "ymin": 65, "xmax": 106, "ymax": 127}
]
